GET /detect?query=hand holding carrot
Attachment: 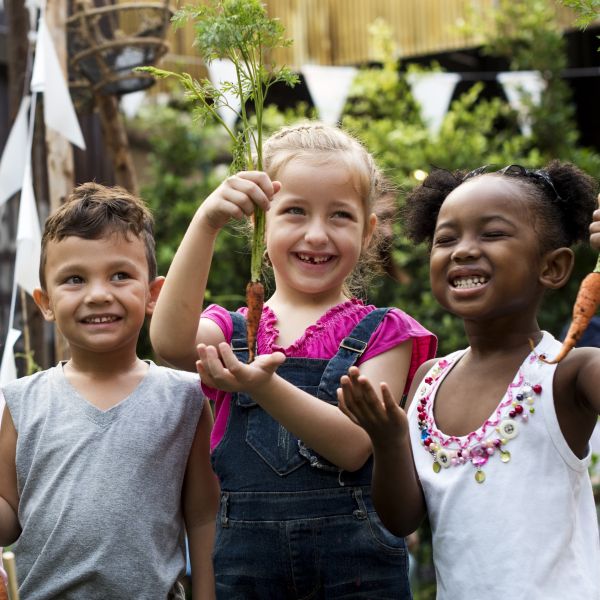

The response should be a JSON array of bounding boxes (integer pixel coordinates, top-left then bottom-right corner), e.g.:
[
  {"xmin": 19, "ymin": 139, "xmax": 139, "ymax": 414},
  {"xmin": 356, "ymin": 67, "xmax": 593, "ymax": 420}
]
[
  {"xmin": 543, "ymin": 194, "xmax": 600, "ymax": 363},
  {"xmin": 197, "ymin": 171, "xmax": 280, "ymax": 232},
  {"xmin": 590, "ymin": 194, "xmax": 600, "ymax": 252}
]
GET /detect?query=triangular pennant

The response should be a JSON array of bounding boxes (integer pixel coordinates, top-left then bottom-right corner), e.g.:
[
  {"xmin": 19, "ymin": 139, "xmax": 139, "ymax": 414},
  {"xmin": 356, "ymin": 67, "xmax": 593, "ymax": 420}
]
[
  {"xmin": 31, "ymin": 14, "xmax": 86, "ymax": 149},
  {"xmin": 497, "ymin": 71, "xmax": 545, "ymax": 137},
  {"xmin": 0, "ymin": 328, "xmax": 22, "ymax": 386},
  {"xmin": 14, "ymin": 164, "xmax": 42, "ymax": 296},
  {"xmin": 0, "ymin": 96, "xmax": 31, "ymax": 207},
  {"xmin": 206, "ymin": 58, "xmax": 242, "ymax": 131},
  {"xmin": 406, "ymin": 72, "xmax": 460, "ymax": 136},
  {"xmin": 301, "ymin": 65, "xmax": 357, "ymax": 125},
  {"xmin": 120, "ymin": 90, "xmax": 147, "ymax": 119}
]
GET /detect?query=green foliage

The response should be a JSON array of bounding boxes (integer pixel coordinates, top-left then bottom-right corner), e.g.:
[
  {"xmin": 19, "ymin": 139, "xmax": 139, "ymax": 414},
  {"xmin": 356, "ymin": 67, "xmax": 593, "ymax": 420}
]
[
  {"xmin": 559, "ymin": 0, "xmax": 600, "ymax": 28},
  {"xmin": 140, "ymin": 0, "xmax": 297, "ymax": 283}
]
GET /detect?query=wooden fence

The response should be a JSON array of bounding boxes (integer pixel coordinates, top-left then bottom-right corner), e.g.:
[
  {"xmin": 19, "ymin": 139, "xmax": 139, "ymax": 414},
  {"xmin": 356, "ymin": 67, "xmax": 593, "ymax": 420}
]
[{"xmin": 159, "ymin": 0, "xmax": 581, "ymax": 80}]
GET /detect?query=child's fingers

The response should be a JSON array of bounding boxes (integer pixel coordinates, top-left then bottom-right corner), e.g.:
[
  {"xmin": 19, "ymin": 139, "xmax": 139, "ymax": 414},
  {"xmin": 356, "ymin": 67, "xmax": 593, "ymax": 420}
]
[
  {"xmin": 254, "ymin": 351, "xmax": 286, "ymax": 373},
  {"xmin": 337, "ymin": 388, "xmax": 361, "ymax": 426},
  {"xmin": 232, "ymin": 171, "xmax": 276, "ymax": 209},
  {"xmin": 590, "ymin": 207, "xmax": 600, "ymax": 250},
  {"xmin": 340, "ymin": 373, "xmax": 383, "ymax": 422},
  {"xmin": 216, "ymin": 342, "xmax": 244, "ymax": 374}
]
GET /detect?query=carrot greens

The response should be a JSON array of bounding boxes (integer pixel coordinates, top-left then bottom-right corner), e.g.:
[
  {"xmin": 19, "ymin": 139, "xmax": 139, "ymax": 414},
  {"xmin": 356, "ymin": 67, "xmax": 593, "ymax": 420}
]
[{"xmin": 140, "ymin": 0, "xmax": 297, "ymax": 360}]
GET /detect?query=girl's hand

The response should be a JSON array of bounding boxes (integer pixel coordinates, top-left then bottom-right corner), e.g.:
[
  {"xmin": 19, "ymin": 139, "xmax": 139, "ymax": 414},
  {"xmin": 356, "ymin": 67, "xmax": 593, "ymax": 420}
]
[
  {"xmin": 198, "ymin": 171, "xmax": 281, "ymax": 232},
  {"xmin": 590, "ymin": 195, "xmax": 600, "ymax": 252},
  {"xmin": 196, "ymin": 342, "xmax": 286, "ymax": 393},
  {"xmin": 337, "ymin": 366, "xmax": 408, "ymax": 447}
]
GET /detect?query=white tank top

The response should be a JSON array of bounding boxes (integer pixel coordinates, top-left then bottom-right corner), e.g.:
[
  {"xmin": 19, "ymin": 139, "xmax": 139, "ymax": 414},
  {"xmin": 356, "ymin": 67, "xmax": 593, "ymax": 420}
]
[{"xmin": 408, "ymin": 331, "xmax": 600, "ymax": 599}]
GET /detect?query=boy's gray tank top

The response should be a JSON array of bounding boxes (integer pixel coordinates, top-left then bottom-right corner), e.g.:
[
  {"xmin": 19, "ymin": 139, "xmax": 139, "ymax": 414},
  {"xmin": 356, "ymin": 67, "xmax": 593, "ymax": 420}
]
[{"xmin": 3, "ymin": 361, "xmax": 204, "ymax": 600}]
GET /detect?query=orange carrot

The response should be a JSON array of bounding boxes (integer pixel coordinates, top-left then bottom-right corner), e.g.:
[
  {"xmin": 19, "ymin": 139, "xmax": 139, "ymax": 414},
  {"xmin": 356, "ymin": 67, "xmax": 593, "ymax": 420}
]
[
  {"xmin": 542, "ymin": 255, "xmax": 600, "ymax": 364},
  {"xmin": 246, "ymin": 280, "xmax": 264, "ymax": 363},
  {"xmin": 0, "ymin": 578, "xmax": 7, "ymax": 600}
]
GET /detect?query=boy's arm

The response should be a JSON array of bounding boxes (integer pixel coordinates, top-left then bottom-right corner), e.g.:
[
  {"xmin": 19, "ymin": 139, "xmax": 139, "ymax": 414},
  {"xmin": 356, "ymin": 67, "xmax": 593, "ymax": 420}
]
[
  {"xmin": 0, "ymin": 406, "xmax": 20, "ymax": 546},
  {"xmin": 338, "ymin": 362, "xmax": 432, "ymax": 537},
  {"xmin": 183, "ymin": 402, "xmax": 220, "ymax": 600},
  {"xmin": 197, "ymin": 341, "xmax": 413, "ymax": 472}
]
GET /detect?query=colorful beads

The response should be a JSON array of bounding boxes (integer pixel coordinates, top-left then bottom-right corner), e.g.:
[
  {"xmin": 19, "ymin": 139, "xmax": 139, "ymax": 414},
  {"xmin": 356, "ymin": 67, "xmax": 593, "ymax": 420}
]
[{"xmin": 417, "ymin": 357, "xmax": 543, "ymax": 483}]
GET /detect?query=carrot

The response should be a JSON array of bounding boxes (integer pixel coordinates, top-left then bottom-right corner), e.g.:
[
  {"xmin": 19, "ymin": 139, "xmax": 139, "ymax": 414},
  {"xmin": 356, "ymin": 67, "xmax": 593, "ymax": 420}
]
[
  {"xmin": 541, "ymin": 254, "xmax": 600, "ymax": 364},
  {"xmin": 0, "ymin": 577, "xmax": 7, "ymax": 600},
  {"xmin": 246, "ymin": 280, "xmax": 264, "ymax": 363}
]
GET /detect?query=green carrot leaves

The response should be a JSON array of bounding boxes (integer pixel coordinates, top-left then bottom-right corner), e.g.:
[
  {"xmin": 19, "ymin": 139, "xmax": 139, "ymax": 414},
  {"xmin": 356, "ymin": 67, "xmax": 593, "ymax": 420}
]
[{"xmin": 141, "ymin": 0, "xmax": 297, "ymax": 282}]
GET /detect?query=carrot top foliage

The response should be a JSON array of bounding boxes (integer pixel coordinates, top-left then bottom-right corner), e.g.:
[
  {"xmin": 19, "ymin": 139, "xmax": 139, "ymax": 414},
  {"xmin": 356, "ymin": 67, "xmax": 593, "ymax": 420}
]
[{"xmin": 141, "ymin": 0, "xmax": 298, "ymax": 282}]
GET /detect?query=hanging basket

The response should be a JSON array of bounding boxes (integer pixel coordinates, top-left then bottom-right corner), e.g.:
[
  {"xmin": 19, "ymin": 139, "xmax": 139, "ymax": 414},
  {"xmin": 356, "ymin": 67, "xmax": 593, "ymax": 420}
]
[{"xmin": 67, "ymin": 0, "xmax": 172, "ymax": 95}]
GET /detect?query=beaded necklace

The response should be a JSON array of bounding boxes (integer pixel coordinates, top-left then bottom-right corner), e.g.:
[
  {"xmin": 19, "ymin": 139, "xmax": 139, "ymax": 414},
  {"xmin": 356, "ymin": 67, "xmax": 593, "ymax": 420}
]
[{"xmin": 416, "ymin": 351, "xmax": 544, "ymax": 484}]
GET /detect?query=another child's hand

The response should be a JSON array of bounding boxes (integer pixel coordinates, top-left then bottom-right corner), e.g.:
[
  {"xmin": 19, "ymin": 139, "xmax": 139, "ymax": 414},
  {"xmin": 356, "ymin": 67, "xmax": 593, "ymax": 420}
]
[
  {"xmin": 337, "ymin": 366, "xmax": 408, "ymax": 447},
  {"xmin": 196, "ymin": 342, "xmax": 286, "ymax": 393},
  {"xmin": 590, "ymin": 194, "xmax": 600, "ymax": 252},
  {"xmin": 198, "ymin": 171, "xmax": 281, "ymax": 232}
]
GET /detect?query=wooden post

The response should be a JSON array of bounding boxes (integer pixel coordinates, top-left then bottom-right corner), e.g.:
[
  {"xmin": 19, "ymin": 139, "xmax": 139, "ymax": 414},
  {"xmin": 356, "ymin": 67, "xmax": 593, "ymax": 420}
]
[
  {"xmin": 4, "ymin": 0, "xmax": 28, "ymax": 120},
  {"xmin": 44, "ymin": 0, "xmax": 74, "ymax": 362}
]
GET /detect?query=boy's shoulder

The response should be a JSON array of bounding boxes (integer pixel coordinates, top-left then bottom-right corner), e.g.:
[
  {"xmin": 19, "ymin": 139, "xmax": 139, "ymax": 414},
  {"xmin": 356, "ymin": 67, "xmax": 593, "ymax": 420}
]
[
  {"xmin": 1, "ymin": 365, "xmax": 55, "ymax": 394},
  {"xmin": 146, "ymin": 361, "xmax": 203, "ymax": 392},
  {"xmin": 149, "ymin": 362, "xmax": 200, "ymax": 382}
]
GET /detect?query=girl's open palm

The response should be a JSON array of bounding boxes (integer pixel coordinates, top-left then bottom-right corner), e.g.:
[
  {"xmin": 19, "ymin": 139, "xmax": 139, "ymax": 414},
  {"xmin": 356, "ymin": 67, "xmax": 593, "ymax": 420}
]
[
  {"xmin": 196, "ymin": 342, "xmax": 286, "ymax": 393},
  {"xmin": 337, "ymin": 366, "xmax": 408, "ymax": 446},
  {"xmin": 200, "ymin": 171, "xmax": 281, "ymax": 232}
]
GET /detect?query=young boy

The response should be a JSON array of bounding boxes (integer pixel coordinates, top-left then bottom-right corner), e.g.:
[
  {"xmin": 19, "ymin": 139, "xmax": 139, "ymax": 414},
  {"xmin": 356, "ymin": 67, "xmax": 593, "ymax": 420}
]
[{"xmin": 0, "ymin": 183, "xmax": 219, "ymax": 599}]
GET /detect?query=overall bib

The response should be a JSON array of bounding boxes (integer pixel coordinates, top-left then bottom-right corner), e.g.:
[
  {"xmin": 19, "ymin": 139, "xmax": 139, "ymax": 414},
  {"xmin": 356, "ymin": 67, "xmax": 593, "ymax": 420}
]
[{"xmin": 211, "ymin": 309, "xmax": 411, "ymax": 599}]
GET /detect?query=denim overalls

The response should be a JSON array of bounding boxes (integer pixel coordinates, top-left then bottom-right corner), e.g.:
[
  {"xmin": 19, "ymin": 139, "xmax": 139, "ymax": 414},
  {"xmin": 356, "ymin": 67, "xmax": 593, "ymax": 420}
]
[{"xmin": 211, "ymin": 308, "xmax": 411, "ymax": 599}]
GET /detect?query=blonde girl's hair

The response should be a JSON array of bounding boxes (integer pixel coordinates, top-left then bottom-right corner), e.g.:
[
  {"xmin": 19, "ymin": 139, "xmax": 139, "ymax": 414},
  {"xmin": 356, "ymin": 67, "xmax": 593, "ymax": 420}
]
[{"xmin": 262, "ymin": 122, "xmax": 395, "ymax": 298}]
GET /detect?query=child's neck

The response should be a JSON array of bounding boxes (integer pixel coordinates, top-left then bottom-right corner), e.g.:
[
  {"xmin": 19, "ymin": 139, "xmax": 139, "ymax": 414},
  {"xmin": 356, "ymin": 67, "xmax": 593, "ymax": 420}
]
[
  {"xmin": 63, "ymin": 348, "xmax": 148, "ymax": 411},
  {"xmin": 464, "ymin": 319, "xmax": 542, "ymax": 358},
  {"xmin": 266, "ymin": 290, "xmax": 350, "ymax": 348}
]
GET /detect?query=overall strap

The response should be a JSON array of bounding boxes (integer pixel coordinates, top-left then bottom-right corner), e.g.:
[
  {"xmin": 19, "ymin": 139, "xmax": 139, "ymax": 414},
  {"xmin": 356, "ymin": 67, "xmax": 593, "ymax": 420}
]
[
  {"xmin": 317, "ymin": 307, "xmax": 391, "ymax": 399},
  {"xmin": 229, "ymin": 311, "xmax": 249, "ymax": 363}
]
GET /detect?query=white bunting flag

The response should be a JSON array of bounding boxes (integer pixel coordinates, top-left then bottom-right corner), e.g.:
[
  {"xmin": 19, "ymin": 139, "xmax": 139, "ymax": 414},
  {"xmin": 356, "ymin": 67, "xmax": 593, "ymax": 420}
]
[
  {"xmin": 30, "ymin": 14, "xmax": 86, "ymax": 149},
  {"xmin": 0, "ymin": 96, "xmax": 31, "ymax": 207},
  {"xmin": 497, "ymin": 71, "xmax": 545, "ymax": 137},
  {"xmin": 301, "ymin": 65, "xmax": 357, "ymax": 126},
  {"xmin": 206, "ymin": 58, "xmax": 242, "ymax": 131},
  {"xmin": 406, "ymin": 72, "xmax": 460, "ymax": 136},
  {"xmin": 14, "ymin": 164, "xmax": 42, "ymax": 296},
  {"xmin": 0, "ymin": 328, "xmax": 21, "ymax": 386},
  {"xmin": 120, "ymin": 90, "xmax": 147, "ymax": 119}
]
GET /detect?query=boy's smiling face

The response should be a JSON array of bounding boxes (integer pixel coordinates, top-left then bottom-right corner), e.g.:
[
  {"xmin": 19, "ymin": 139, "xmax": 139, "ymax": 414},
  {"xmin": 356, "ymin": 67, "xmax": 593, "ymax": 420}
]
[{"xmin": 33, "ymin": 231, "xmax": 163, "ymax": 359}]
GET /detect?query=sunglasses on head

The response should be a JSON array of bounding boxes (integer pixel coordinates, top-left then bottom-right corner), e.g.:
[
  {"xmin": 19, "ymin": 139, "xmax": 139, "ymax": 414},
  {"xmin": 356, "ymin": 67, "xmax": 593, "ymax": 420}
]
[{"xmin": 463, "ymin": 164, "xmax": 562, "ymax": 202}]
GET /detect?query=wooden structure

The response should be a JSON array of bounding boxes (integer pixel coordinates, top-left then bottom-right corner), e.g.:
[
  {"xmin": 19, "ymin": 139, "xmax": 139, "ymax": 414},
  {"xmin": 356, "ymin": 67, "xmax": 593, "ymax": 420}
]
[{"xmin": 161, "ymin": 0, "xmax": 582, "ymax": 79}]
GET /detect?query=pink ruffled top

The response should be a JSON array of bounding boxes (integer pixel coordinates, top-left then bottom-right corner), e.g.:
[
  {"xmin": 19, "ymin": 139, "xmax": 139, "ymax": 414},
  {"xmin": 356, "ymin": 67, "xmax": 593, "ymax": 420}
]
[{"xmin": 202, "ymin": 298, "xmax": 437, "ymax": 450}]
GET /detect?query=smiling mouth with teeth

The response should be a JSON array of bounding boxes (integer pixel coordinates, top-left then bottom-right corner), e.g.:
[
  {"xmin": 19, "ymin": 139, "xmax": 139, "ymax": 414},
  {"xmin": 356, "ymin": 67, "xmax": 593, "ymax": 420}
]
[
  {"xmin": 82, "ymin": 316, "xmax": 120, "ymax": 324},
  {"xmin": 296, "ymin": 253, "xmax": 333, "ymax": 264},
  {"xmin": 452, "ymin": 276, "xmax": 488, "ymax": 289}
]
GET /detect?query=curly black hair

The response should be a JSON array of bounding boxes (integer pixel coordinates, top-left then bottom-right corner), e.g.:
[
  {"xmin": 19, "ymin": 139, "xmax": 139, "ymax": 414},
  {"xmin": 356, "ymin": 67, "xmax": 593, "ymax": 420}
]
[{"xmin": 402, "ymin": 160, "xmax": 598, "ymax": 252}]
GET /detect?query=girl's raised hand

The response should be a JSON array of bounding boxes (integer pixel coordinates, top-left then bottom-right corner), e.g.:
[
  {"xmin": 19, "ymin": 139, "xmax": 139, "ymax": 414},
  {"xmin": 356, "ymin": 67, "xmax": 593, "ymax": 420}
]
[
  {"xmin": 196, "ymin": 342, "xmax": 286, "ymax": 393},
  {"xmin": 337, "ymin": 366, "xmax": 408, "ymax": 447},
  {"xmin": 199, "ymin": 171, "xmax": 281, "ymax": 232}
]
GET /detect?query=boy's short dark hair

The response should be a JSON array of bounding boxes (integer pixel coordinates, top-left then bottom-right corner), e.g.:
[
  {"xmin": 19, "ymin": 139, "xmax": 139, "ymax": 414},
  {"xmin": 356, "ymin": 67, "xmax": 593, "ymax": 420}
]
[{"xmin": 39, "ymin": 182, "xmax": 157, "ymax": 289}]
